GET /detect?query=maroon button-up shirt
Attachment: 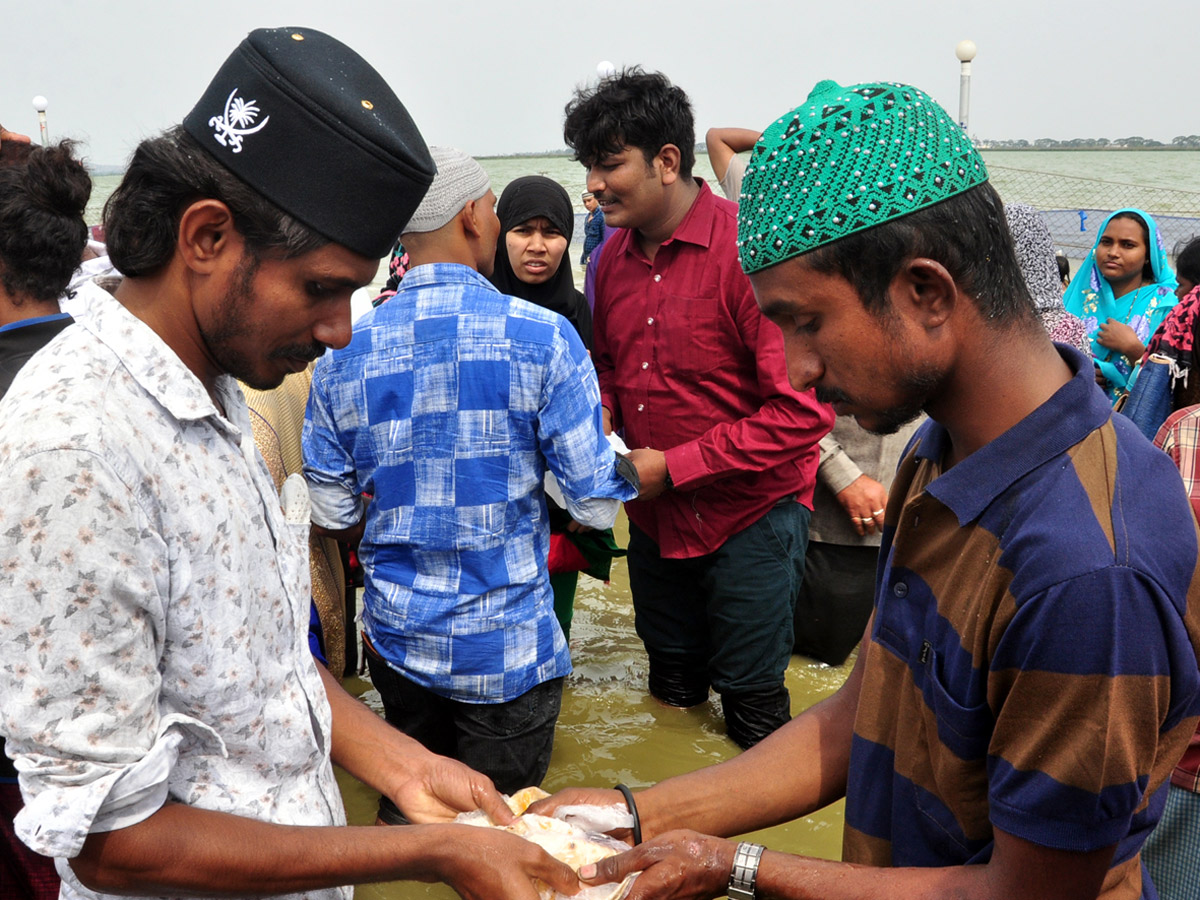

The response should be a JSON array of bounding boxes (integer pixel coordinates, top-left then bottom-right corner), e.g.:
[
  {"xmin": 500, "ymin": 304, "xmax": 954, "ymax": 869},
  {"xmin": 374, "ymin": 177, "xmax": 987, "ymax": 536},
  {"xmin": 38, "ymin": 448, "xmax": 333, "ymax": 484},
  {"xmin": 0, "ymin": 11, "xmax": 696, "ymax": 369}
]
[{"xmin": 594, "ymin": 180, "xmax": 833, "ymax": 558}]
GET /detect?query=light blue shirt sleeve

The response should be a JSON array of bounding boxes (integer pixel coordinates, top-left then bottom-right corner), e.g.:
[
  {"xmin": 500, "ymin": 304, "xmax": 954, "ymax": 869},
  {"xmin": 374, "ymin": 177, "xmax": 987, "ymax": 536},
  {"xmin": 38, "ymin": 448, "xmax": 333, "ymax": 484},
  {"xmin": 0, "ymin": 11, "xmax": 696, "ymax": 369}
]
[
  {"xmin": 537, "ymin": 326, "xmax": 639, "ymax": 529},
  {"xmin": 302, "ymin": 359, "xmax": 366, "ymax": 530}
]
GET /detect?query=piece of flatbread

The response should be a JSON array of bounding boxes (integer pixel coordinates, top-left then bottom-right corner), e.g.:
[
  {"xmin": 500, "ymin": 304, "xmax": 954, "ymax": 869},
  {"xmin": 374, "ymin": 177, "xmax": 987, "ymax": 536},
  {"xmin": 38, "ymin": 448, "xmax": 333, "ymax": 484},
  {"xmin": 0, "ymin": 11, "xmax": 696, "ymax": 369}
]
[{"xmin": 456, "ymin": 787, "xmax": 635, "ymax": 900}]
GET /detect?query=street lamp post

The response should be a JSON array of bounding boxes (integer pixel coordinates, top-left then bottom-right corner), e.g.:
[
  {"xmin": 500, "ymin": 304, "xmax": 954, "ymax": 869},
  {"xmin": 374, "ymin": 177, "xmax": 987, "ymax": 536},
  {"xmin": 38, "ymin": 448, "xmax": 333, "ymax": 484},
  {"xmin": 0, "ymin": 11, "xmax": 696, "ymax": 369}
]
[
  {"xmin": 32, "ymin": 96, "xmax": 48, "ymax": 147},
  {"xmin": 955, "ymin": 40, "xmax": 976, "ymax": 135}
]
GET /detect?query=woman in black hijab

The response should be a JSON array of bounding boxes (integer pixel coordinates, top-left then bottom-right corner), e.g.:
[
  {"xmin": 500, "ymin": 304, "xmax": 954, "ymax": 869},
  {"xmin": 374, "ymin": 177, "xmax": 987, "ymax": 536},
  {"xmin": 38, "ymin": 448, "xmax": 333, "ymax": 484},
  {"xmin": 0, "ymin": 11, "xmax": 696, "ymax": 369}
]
[
  {"xmin": 489, "ymin": 175, "xmax": 617, "ymax": 641},
  {"xmin": 490, "ymin": 175, "xmax": 592, "ymax": 348}
]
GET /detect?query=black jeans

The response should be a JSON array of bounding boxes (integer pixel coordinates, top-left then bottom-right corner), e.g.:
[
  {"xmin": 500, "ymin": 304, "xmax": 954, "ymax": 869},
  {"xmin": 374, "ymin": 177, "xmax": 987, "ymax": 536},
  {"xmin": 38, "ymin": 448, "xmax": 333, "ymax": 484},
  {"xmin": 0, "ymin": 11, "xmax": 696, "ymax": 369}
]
[
  {"xmin": 364, "ymin": 639, "xmax": 563, "ymax": 810},
  {"xmin": 627, "ymin": 501, "xmax": 809, "ymax": 747},
  {"xmin": 794, "ymin": 540, "xmax": 878, "ymax": 666}
]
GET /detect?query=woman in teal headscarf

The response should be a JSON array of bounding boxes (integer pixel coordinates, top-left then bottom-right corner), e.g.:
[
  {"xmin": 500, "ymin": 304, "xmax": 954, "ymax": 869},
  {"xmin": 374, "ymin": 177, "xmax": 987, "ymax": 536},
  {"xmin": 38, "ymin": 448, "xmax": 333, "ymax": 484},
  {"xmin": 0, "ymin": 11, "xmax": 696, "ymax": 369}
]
[{"xmin": 1063, "ymin": 207, "xmax": 1178, "ymax": 401}]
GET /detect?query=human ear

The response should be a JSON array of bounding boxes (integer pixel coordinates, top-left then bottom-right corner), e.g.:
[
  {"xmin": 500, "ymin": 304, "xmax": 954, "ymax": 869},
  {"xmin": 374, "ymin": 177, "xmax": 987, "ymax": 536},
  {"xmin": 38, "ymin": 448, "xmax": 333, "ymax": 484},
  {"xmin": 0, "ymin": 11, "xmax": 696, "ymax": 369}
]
[
  {"xmin": 656, "ymin": 144, "xmax": 681, "ymax": 186},
  {"xmin": 894, "ymin": 258, "xmax": 957, "ymax": 329},
  {"xmin": 460, "ymin": 199, "xmax": 485, "ymax": 239},
  {"xmin": 177, "ymin": 199, "xmax": 239, "ymax": 274}
]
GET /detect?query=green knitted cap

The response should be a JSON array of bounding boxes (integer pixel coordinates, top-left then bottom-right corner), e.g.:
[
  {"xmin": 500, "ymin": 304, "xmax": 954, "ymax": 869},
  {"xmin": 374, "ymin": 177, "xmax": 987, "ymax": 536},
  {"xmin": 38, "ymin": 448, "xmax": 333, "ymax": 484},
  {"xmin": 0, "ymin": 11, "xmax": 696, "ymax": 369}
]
[{"xmin": 737, "ymin": 80, "xmax": 988, "ymax": 274}]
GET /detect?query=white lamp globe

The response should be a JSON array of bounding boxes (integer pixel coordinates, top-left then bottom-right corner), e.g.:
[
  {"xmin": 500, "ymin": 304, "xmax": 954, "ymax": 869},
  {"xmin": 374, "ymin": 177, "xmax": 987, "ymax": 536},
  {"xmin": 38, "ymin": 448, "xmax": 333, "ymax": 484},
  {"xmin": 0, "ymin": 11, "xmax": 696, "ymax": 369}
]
[
  {"xmin": 955, "ymin": 40, "xmax": 977, "ymax": 62},
  {"xmin": 596, "ymin": 60, "xmax": 616, "ymax": 79}
]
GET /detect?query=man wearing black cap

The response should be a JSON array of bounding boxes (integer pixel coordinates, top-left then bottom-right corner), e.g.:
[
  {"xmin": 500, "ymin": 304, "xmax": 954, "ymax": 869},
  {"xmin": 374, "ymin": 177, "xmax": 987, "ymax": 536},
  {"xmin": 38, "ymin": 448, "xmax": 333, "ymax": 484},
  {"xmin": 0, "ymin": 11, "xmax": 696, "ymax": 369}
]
[{"xmin": 0, "ymin": 27, "xmax": 578, "ymax": 900}]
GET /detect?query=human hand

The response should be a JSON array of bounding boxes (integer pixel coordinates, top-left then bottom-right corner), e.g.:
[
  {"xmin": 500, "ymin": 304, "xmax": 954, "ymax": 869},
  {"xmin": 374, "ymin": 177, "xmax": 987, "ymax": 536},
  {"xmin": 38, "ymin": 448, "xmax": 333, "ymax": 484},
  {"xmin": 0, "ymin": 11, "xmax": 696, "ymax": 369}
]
[
  {"xmin": 0, "ymin": 126, "xmax": 32, "ymax": 147},
  {"xmin": 423, "ymin": 824, "xmax": 580, "ymax": 900},
  {"xmin": 1094, "ymin": 364, "xmax": 1108, "ymax": 388},
  {"xmin": 566, "ymin": 519, "xmax": 595, "ymax": 534},
  {"xmin": 1095, "ymin": 318, "xmax": 1145, "ymax": 361},
  {"xmin": 526, "ymin": 787, "xmax": 636, "ymax": 845},
  {"xmin": 602, "ymin": 406, "xmax": 613, "ymax": 436},
  {"xmin": 388, "ymin": 752, "xmax": 516, "ymax": 827},
  {"xmin": 834, "ymin": 474, "xmax": 888, "ymax": 537},
  {"xmin": 627, "ymin": 448, "xmax": 669, "ymax": 501},
  {"xmin": 578, "ymin": 829, "xmax": 735, "ymax": 900}
]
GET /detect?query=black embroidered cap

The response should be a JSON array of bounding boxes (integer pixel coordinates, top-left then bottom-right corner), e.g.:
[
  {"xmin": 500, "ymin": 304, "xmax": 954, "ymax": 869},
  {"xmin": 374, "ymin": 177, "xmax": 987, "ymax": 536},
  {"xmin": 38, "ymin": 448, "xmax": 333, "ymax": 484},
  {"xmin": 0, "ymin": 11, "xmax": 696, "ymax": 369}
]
[{"xmin": 182, "ymin": 27, "xmax": 434, "ymax": 259}]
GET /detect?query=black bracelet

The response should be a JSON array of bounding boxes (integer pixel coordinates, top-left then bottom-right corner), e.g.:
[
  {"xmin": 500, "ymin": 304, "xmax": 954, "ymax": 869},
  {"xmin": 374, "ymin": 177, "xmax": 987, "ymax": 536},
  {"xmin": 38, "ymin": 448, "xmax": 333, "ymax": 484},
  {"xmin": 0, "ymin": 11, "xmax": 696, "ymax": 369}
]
[{"xmin": 614, "ymin": 783, "xmax": 643, "ymax": 845}]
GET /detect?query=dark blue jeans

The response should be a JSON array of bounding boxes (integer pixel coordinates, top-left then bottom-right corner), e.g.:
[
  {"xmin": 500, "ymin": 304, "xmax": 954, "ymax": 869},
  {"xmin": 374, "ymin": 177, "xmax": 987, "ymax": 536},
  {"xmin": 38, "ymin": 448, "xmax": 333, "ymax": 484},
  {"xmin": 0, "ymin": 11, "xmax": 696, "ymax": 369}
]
[
  {"xmin": 364, "ymin": 639, "xmax": 563, "ymax": 811},
  {"xmin": 627, "ymin": 500, "xmax": 809, "ymax": 746}
]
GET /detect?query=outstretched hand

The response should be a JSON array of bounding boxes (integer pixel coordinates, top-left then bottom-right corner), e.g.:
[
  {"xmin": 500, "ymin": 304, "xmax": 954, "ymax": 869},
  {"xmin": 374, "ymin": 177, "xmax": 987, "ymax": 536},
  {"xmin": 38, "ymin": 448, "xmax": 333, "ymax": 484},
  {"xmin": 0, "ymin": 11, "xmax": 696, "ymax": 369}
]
[
  {"xmin": 423, "ymin": 824, "xmax": 580, "ymax": 900},
  {"xmin": 389, "ymin": 752, "xmax": 516, "ymax": 826},
  {"xmin": 525, "ymin": 786, "xmax": 635, "ymax": 843},
  {"xmin": 578, "ymin": 830, "xmax": 735, "ymax": 900}
]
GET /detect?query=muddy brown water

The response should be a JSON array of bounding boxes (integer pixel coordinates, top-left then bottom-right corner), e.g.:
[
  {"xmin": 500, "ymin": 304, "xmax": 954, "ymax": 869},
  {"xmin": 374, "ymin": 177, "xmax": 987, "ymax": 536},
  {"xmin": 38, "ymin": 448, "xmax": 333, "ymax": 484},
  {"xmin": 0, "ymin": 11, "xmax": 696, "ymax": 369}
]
[{"xmin": 340, "ymin": 512, "xmax": 852, "ymax": 899}]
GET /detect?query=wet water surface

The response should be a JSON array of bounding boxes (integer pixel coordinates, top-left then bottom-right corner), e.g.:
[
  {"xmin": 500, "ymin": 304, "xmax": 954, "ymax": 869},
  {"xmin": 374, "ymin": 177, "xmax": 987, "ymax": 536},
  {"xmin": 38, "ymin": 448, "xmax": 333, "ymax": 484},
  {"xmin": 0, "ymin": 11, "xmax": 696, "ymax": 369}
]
[{"xmin": 340, "ymin": 514, "xmax": 853, "ymax": 899}]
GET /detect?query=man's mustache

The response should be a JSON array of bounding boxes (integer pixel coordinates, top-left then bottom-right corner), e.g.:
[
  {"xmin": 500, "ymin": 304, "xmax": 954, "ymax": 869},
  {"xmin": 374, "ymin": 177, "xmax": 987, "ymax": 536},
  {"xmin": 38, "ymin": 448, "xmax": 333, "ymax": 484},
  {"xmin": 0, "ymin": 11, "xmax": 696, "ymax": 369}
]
[
  {"xmin": 815, "ymin": 385, "xmax": 851, "ymax": 405},
  {"xmin": 268, "ymin": 343, "xmax": 327, "ymax": 362}
]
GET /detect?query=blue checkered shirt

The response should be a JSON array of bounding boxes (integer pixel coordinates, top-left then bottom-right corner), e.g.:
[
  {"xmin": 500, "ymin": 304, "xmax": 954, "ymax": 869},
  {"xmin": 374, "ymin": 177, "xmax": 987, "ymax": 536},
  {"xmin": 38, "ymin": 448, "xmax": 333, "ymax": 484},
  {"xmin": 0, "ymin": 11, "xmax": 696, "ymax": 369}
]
[{"xmin": 303, "ymin": 263, "xmax": 637, "ymax": 702}]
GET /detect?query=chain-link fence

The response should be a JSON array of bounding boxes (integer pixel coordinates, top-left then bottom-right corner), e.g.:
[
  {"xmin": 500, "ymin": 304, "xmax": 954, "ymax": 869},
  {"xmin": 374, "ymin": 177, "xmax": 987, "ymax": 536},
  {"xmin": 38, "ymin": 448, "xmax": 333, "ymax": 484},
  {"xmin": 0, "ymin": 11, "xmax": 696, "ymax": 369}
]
[{"xmin": 990, "ymin": 164, "xmax": 1200, "ymax": 258}]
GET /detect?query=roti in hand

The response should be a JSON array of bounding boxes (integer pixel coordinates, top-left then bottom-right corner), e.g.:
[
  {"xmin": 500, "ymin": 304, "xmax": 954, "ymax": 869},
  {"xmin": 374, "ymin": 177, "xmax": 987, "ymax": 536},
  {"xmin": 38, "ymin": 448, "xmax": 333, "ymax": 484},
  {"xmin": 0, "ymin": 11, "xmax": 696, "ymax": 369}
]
[{"xmin": 457, "ymin": 786, "xmax": 635, "ymax": 900}]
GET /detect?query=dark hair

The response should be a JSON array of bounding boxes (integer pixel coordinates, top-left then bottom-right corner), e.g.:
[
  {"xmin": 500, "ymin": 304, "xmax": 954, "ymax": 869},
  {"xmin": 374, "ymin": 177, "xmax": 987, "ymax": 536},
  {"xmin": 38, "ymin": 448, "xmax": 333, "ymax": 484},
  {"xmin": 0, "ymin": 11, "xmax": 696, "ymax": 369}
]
[
  {"xmin": 103, "ymin": 126, "xmax": 327, "ymax": 277},
  {"xmin": 0, "ymin": 139, "xmax": 91, "ymax": 303},
  {"xmin": 1174, "ymin": 236, "xmax": 1200, "ymax": 285},
  {"xmin": 1105, "ymin": 211, "xmax": 1154, "ymax": 280},
  {"xmin": 1056, "ymin": 254, "xmax": 1071, "ymax": 284},
  {"xmin": 804, "ymin": 182, "xmax": 1037, "ymax": 325},
  {"xmin": 563, "ymin": 67, "xmax": 695, "ymax": 178}
]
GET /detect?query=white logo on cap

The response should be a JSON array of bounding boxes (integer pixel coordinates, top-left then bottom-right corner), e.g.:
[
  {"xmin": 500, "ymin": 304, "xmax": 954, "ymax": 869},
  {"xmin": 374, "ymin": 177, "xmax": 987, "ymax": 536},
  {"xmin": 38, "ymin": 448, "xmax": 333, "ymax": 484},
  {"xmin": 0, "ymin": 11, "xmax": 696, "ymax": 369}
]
[{"xmin": 208, "ymin": 89, "xmax": 270, "ymax": 154}]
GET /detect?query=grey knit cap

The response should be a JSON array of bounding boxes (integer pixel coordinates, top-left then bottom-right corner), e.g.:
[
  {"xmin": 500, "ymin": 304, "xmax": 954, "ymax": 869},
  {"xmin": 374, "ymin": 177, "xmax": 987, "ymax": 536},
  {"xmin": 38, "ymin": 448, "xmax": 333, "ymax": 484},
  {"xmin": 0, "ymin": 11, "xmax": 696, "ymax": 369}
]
[{"xmin": 403, "ymin": 146, "xmax": 491, "ymax": 234}]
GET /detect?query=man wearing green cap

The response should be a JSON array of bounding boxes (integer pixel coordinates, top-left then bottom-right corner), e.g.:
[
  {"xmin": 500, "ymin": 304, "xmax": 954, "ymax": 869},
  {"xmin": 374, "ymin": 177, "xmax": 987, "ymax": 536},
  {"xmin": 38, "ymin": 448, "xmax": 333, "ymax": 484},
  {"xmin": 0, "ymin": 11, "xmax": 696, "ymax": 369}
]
[{"xmin": 534, "ymin": 81, "xmax": 1200, "ymax": 900}]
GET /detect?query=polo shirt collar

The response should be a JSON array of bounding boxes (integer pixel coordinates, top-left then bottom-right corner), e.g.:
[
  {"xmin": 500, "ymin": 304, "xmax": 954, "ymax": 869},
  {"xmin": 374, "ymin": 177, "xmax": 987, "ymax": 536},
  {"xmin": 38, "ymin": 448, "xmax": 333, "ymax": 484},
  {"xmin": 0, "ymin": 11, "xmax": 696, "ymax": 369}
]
[{"xmin": 916, "ymin": 344, "xmax": 1113, "ymax": 526}]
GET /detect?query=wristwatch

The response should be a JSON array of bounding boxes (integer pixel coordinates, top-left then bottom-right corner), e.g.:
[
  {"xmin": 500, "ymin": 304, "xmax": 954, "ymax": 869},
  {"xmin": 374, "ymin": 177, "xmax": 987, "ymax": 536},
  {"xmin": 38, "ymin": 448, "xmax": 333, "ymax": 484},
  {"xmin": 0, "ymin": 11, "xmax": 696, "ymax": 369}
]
[{"xmin": 727, "ymin": 841, "xmax": 765, "ymax": 900}]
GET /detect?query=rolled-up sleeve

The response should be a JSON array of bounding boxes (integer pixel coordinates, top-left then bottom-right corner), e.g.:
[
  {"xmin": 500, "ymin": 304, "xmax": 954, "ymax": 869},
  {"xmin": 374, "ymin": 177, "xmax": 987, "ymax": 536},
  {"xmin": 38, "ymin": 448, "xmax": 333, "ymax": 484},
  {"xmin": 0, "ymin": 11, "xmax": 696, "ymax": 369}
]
[
  {"xmin": 302, "ymin": 360, "xmax": 366, "ymax": 530},
  {"xmin": 538, "ymin": 329, "xmax": 639, "ymax": 529},
  {"xmin": 0, "ymin": 450, "xmax": 220, "ymax": 858}
]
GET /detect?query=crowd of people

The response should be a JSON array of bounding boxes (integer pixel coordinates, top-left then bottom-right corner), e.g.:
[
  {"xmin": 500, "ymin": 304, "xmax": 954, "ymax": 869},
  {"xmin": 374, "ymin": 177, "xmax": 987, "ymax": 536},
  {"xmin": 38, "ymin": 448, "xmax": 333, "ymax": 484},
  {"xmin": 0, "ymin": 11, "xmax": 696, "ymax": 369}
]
[{"xmin": 3, "ymin": 24, "xmax": 1200, "ymax": 900}]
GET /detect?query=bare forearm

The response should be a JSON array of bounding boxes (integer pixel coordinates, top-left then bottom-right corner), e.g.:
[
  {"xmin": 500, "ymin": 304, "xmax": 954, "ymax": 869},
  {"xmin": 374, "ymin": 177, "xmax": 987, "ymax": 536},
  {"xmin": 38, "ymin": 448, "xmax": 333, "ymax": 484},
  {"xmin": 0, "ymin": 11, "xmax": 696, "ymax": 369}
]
[
  {"xmin": 638, "ymin": 652, "xmax": 863, "ymax": 839},
  {"xmin": 320, "ymin": 664, "xmax": 514, "ymax": 825},
  {"xmin": 588, "ymin": 827, "xmax": 1112, "ymax": 900},
  {"xmin": 756, "ymin": 835, "xmax": 1113, "ymax": 900},
  {"xmin": 322, "ymin": 662, "xmax": 421, "ymax": 796},
  {"xmin": 73, "ymin": 803, "xmax": 458, "ymax": 895}
]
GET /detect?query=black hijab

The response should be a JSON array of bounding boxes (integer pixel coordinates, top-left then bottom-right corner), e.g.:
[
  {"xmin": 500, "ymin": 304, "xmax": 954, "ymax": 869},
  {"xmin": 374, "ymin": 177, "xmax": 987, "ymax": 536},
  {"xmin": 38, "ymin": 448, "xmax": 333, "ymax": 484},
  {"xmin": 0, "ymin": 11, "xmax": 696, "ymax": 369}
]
[{"xmin": 489, "ymin": 175, "xmax": 593, "ymax": 349}]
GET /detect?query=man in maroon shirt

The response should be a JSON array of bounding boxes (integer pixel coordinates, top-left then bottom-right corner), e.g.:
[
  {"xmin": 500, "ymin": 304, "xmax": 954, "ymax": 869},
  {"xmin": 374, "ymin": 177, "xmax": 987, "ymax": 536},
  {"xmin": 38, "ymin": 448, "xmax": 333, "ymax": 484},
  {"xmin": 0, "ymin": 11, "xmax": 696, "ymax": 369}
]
[{"xmin": 563, "ymin": 68, "xmax": 833, "ymax": 747}]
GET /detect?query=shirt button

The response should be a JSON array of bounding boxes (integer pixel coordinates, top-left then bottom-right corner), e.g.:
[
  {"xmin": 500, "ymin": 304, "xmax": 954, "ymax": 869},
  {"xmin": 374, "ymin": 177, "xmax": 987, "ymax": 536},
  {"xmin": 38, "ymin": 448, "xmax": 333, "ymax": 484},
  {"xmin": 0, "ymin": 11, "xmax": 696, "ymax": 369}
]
[
  {"xmin": 637, "ymin": 404, "xmax": 645, "ymax": 412},
  {"xmin": 641, "ymin": 362, "xmax": 649, "ymax": 369},
  {"xmin": 653, "ymin": 274, "xmax": 662, "ymax": 282},
  {"xmin": 647, "ymin": 317, "xmax": 655, "ymax": 325},
  {"xmin": 893, "ymin": 582, "xmax": 908, "ymax": 598}
]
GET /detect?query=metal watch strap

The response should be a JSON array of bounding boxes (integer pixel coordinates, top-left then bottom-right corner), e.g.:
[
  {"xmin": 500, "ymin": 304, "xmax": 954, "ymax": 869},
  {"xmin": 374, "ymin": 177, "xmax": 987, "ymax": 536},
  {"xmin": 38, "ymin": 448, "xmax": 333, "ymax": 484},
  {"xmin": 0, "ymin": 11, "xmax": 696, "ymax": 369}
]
[{"xmin": 727, "ymin": 841, "xmax": 765, "ymax": 900}]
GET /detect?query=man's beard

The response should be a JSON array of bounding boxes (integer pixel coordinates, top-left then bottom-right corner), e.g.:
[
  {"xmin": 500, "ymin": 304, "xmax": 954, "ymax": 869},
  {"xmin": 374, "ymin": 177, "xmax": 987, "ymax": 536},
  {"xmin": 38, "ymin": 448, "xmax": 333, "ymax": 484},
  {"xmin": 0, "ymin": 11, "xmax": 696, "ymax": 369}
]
[
  {"xmin": 201, "ymin": 254, "xmax": 326, "ymax": 391},
  {"xmin": 815, "ymin": 366, "xmax": 940, "ymax": 436}
]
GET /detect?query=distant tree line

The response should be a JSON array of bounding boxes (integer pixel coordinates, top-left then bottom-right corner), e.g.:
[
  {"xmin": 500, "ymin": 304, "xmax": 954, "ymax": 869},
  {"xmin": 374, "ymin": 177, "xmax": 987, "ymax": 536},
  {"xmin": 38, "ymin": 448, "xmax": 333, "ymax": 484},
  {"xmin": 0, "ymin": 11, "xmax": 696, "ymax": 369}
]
[{"xmin": 978, "ymin": 136, "xmax": 1200, "ymax": 149}]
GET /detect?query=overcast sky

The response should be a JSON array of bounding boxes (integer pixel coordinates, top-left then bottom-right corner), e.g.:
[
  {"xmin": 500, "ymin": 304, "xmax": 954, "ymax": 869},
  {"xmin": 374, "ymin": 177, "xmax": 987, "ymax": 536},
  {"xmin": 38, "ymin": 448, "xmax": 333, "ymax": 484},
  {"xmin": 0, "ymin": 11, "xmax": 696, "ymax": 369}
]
[{"xmin": 3, "ymin": 0, "xmax": 1195, "ymax": 167}]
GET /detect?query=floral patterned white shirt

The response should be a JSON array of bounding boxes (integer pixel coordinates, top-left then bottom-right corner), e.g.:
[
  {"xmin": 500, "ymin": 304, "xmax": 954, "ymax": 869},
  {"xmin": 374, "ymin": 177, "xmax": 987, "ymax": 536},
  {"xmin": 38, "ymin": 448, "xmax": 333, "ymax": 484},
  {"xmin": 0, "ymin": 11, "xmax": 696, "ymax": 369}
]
[{"xmin": 0, "ymin": 286, "xmax": 348, "ymax": 900}]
